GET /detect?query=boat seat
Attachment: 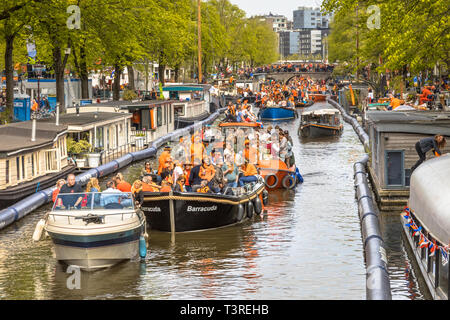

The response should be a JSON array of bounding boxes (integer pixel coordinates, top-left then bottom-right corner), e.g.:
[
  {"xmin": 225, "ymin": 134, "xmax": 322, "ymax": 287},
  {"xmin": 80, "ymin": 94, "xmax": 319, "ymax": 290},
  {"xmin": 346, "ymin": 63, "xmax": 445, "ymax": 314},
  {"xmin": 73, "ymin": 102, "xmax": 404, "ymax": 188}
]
[{"xmin": 104, "ymin": 202, "xmax": 124, "ymax": 210}]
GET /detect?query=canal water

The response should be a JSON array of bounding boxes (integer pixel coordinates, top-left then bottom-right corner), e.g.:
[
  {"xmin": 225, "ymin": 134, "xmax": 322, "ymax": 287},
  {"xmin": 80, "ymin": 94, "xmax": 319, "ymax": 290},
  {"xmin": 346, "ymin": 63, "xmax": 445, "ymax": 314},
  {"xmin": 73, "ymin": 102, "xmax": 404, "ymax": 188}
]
[{"xmin": 0, "ymin": 101, "xmax": 428, "ymax": 299}]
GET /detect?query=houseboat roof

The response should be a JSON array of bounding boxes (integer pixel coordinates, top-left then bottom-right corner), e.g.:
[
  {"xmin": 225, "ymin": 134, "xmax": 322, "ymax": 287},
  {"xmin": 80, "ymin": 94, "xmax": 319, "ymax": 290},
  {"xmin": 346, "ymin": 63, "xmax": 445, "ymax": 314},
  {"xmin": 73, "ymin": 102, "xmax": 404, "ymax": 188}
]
[
  {"xmin": 77, "ymin": 99, "xmax": 175, "ymax": 110},
  {"xmin": 409, "ymin": 155, "xmax": 450, "ymax": 245},
  {"xmin": 38, "ymin": 112, "xmax": 132, "ymax": 132},
  {"xmin": 367, "ymin": 111, "xmax": 450, "ymax": 135},
  {"xmin": 0, "ymin": 121, "xmax": 68, "ymax": 157},
  {"xmin": 163, "ymin": 86, "xmax": 204, "ymax": 92}
]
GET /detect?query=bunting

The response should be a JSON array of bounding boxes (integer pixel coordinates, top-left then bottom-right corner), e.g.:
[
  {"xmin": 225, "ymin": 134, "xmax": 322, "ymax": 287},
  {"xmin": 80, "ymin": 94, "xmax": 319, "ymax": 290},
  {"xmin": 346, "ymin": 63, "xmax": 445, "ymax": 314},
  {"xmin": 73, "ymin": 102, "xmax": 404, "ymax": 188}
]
[{"xmin": 401, "ymin": 207, "xmax": 449, "ymax": 264}]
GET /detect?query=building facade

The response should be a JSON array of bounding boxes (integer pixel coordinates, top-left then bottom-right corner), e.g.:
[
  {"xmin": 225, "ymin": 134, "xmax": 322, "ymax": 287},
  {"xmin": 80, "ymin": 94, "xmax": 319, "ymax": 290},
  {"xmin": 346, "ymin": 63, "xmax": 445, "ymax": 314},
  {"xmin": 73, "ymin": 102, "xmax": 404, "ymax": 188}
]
[{"xmin": 293, "ymin": 7, "xmax": 330, "ymax": 29}]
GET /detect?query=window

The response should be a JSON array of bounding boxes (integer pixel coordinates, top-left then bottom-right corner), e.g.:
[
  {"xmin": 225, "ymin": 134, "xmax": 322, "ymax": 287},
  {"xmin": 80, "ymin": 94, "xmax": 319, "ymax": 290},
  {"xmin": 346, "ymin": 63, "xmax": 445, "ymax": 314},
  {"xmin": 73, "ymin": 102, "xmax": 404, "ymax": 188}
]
[
  {"xmin": 385, "ymin": 150, "xmax": 404, "ymax": 186},
  {"xmin": 16, "ymin": 157, "xmax": 20, "ymax": 180},
  {"xmin": 44, "ymin": 149, "xmax": 59, "ymax": 172},
  {"xmin": 5, "ymin": 160, "xmax": 9, "ymax": 184},
  {"xmin": 96, "ymin": 127, "xmax": 104, "ymax": 148},
  {"xmin": 31, "ymin": 154, "xmax": 35, "ymax": 177},
  {"xmin": 157, "ymin": 106, "xmax": 162, "ymax": 126}
]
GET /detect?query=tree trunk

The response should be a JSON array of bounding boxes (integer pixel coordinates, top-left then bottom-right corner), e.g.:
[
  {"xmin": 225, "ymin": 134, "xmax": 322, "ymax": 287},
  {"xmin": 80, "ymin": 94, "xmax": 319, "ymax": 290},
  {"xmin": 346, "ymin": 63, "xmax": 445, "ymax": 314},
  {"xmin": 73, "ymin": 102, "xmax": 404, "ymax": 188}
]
[
  {"xmin": 53, "ymin": 46, "xmax": 66, "ymax": 113},
  {"xmin": 80, "ymin": 44, "xmax": 89, "ymax": 99},
  {"xmin": 113, "ymin": 64, "xmax": 122, "ymax": 101},
  {"xmin": 174, "ymin": 65, "xmax": 180, "ymax": 83},
  {"xmin": 158, "ymin": 61, "xmax": 165, "ymax": 86},
  {"xmin": 4, "ymin": 34, "xmax": 14, "ymax": 123},
  {"xmin": 127, "ymin": 65, "xmax": 135, "ymax": 91}
]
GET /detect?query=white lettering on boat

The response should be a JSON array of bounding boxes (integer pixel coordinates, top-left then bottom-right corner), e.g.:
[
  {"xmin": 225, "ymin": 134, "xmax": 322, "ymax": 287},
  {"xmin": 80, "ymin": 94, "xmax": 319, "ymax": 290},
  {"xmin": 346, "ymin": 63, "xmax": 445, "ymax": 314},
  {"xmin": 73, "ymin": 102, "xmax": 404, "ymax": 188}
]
[
  {"xmin": 187, "ymin": 206, "xmax": 218, "ymax": 213},
  {"xmin": 142, "ymin": 207, "xmax": 162, "ymax": 212}
]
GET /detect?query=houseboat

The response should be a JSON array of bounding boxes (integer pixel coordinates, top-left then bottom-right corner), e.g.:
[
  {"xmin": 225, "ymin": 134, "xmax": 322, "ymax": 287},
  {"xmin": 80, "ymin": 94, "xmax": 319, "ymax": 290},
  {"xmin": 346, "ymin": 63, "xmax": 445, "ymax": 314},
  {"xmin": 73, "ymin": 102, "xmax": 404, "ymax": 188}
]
[
  {"xmin": 45, "ymin": 192, "xmax": 146, "ymax": 270},
  {"xmin": 142, "ymin": 178, "xmax": 266, "ymax": 232},
  {"xmin": 39, "ymin": 112, "xmax": 133, "ymax": 169},
  {"xmin": 162, "ymin": 85, "xmax": 211, "ymax": 129},
  {"xmin": 0, "ymin": 121, "xmax": 74, "ymax": 208},
  {"xmin": 401, "ymin": 155, "xmax": 450, "ymax": 299},
  {"xmin": 66, "ymin": 100, "xmax": 176, "ymax": 157},
  {"xmin": 299, "ymin": 107, "xmax": 343, "ymax": 138},
  {"xmin": 366, "ymin": 111, "xmax": 450, "ymax": 211}
]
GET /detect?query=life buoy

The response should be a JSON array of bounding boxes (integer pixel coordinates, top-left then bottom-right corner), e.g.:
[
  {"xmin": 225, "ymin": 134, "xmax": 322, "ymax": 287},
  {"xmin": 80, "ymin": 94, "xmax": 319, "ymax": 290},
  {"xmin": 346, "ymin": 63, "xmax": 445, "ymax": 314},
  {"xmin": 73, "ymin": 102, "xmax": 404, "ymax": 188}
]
[
  {"xmin": 246, "ymin": 201, "xmax": 254, "ymax": 219},
  {"xmin": 236, "ymin": 204, "xmax": 244, "ymax": 222},
  {"xmin": 264, "ymin": 174, "xmax": 278, "ymax": 189},
  {"xmin": 253, "ymin": 196, "xmax": 262, "ymax": 215},
  {"xmin": 282, "ymin": 175, "xmax": 296, "ymax": 189}
]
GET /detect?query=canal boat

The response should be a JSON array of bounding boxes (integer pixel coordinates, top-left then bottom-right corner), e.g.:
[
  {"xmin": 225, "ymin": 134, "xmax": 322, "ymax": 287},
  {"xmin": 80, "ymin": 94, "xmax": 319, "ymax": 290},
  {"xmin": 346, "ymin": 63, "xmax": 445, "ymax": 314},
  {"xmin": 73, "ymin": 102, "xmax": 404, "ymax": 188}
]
[
  {"xmin": 141, "ymin": 177, "xmax": 266, "ymax": 232},
  {"xmin": 307, "ymin": 91, "xmax": 327, "ymax": 102},
  {"xmin": 401, "ymin": 155, "xmax": 450, "ymax": 300},
  {"xmin": 259, "ymin": 106, "xmax": 297, "ymax": 121},
  {"xmin": 43, "ymin": 192, "xmax": 146, "ymax": 271},
  {"xmin": 299, "ymin": 108, "xmax": 343, "ymax": 138}
]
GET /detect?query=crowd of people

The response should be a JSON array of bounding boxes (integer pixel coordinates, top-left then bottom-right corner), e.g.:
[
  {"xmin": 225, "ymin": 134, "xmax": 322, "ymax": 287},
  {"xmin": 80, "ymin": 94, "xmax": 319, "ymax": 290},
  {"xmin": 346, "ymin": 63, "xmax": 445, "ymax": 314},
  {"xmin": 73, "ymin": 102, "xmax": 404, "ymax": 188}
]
[{"xmin": 251, "ymin": 78, "xmax": 328, "ymax": 109}]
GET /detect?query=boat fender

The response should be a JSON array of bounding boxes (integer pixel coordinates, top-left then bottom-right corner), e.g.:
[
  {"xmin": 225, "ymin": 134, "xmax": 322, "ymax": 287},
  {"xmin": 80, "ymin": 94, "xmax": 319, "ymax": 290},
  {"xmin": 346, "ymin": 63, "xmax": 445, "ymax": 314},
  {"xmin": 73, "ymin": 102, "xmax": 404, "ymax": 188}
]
[
  {"xmin": 246, "ymin": 201, "xmax": 254, "ymax": 219},
  {"xmin": 295, "ymin": 167, "xmax": 304, "ymax": 183},
  {"xmin": 282, "ymin": 175, "xmax": 296, "ymax": 189},
  {"xmin": 264, "ymin": 174, "xmax": 278, "ymax": 189},
  {"xmin": 139, "ymin": 235, "xmax": 147, "ymax": 259},
  {"xmin": 236, "ymin": 204, "xmax": 244, "ymax": 222},
  {"xmin": 253, "ymin": 196, "xmax": 263, "ymax": 215},
  {"xmin": 32, "ymin": 219, "xmax": 46, "ymax": 241},
  {"xmin": 262, "ymin": 190, "xmax": 269, "ymax": 206}
]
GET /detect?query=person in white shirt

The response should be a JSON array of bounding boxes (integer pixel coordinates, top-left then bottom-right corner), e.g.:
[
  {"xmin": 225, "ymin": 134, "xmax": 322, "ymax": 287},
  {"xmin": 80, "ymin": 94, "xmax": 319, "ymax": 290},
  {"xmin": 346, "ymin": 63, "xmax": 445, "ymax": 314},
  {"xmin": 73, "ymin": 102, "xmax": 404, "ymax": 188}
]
[{"xmin": 172, "ymin": 160, "xmax": 184, "ymax": 185}]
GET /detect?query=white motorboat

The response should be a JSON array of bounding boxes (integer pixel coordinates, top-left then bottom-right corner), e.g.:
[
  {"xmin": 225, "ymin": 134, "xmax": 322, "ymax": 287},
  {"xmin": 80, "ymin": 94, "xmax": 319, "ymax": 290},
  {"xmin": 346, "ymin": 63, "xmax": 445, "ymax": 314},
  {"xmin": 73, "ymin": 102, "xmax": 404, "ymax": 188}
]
[{"xmin": 42, "ymin": 192, "xmax": 146, "ymax": 271}]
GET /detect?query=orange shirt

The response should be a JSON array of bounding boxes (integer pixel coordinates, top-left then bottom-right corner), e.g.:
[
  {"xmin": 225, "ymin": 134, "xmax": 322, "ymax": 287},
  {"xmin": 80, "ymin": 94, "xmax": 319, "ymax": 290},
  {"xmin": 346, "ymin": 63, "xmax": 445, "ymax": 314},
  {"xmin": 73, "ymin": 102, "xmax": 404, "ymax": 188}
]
[
  {"xmin": 116, "ymin": 181, "xmax": 132, "ymax": 192},
  {"xmin": 244, "ymin": 147, "xmax": 259, "ymax": 164},
  {"xmin": 52, "ymin": 189, "xmax": 60, "ymax": 203},
  {"xmin": 142, "ymin": 183, "xmax": 156, "ymax": 192},
  {"xmin": 243, "ymin": 164, "xmax": 258, "ymax": 176},
  {"xmin": 199, "ymin": 164, "xmax": 215, "ymax": 182},
  {"xmin": 160, "ymin": 186, "xmax": 172, "ymax": 192},
  {"xmin": 190, "ymin": 143, "xmax": 205, "ymax": 163}
]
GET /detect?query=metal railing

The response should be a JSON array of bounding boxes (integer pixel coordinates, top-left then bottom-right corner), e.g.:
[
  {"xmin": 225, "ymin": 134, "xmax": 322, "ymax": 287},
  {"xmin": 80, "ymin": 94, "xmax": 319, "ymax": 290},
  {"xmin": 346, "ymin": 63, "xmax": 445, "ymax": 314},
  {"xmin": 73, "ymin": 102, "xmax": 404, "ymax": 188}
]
[{"xmin": 100, "ymin": 132, "xmax": 151, "ymax": 165}]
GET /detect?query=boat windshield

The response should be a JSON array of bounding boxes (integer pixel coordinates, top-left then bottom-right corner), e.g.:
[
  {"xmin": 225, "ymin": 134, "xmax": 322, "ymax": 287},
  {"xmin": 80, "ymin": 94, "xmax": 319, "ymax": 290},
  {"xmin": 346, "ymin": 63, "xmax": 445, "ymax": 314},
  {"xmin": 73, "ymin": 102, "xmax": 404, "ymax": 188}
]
[{"xmin": 52, "ymin": 192, "xmax": 135, "ymax": 211}]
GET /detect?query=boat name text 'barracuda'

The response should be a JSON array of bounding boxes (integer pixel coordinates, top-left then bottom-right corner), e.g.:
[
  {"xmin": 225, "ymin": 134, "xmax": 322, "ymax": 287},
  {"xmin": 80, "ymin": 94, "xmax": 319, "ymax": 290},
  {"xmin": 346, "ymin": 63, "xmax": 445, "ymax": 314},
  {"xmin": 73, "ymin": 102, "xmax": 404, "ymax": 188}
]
[{"xmin": 187, "ymin": 206, "xmax": 218, "ymax": 212}]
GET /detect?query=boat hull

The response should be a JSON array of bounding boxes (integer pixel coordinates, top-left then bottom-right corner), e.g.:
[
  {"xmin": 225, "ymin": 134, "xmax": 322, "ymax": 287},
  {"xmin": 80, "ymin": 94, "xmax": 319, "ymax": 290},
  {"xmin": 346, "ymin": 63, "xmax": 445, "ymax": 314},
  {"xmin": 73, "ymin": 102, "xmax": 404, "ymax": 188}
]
[
  {"xmin": 299, "ymin": 124, "xmax": 343, "ymax": 138},
  {"xmin": 46, "ymin": 214, "xmax": 144, "ymax": 271},
  {"xmin": 52, "ymin": 239, "xmax": 140, "ymax": 270},
  {"xmin": 142, "ymin": 185, "xmax": 265, "ymax": 232},
  {"xmin": 309, "ymin": 94, "xmax": 326, "ymax": 102},
  {"xmin": 259, "ymin": 107, "xmax": 296, "ymax": 121}
]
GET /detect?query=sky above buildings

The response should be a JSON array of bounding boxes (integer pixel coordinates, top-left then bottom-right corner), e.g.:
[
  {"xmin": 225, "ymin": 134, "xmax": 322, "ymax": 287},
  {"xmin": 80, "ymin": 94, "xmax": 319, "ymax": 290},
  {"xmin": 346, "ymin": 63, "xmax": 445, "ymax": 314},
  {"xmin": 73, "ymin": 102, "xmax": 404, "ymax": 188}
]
[{"xmin": 228, "ymin": 0, "xmax": 324, "ymax": 20}]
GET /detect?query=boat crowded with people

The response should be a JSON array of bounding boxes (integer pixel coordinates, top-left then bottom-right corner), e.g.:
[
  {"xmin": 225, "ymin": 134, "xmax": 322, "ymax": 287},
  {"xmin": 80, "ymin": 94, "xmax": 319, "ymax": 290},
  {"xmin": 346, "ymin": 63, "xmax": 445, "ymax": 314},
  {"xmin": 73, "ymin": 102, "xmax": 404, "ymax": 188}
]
[
  {"xmin": 299, "ymin": 107, "xmax": 343, "ymax": 138},
  {"xmin": 218, "ymin": 118, "xmax": 303, "ymax": 191},
  {"xmin": 40, "ymin": 191, "xmax": 146, "ymax": 270}
]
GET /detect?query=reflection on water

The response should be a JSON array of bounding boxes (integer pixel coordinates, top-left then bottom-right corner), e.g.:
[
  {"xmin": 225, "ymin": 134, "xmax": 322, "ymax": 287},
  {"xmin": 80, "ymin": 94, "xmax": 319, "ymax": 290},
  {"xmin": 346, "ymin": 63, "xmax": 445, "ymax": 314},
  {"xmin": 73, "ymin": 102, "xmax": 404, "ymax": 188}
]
[{"xmin": 0, "ymin": 103, "xmax": 427, "ymax": 299}]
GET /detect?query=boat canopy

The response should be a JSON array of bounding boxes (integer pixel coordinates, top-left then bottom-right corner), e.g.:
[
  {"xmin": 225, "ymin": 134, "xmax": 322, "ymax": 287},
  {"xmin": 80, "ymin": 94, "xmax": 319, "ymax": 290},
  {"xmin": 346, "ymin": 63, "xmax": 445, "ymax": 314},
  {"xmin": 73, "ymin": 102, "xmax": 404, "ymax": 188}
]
[
  {"xmin": 409, "ymin": 155, "xmax": 450, "ymax": 245},
  {"xmin": 302, "ymin": 109, "xmax": 340, "ymax": 116}
]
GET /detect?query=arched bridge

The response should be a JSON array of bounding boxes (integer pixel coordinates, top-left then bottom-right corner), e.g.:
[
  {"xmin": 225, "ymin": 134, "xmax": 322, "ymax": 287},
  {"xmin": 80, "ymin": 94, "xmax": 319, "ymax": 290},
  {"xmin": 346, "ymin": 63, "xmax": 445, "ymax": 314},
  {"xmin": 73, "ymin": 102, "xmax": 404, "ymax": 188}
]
[{"xmin": 253, "ymin": 72, "xmax": 332, "ymax": 84}]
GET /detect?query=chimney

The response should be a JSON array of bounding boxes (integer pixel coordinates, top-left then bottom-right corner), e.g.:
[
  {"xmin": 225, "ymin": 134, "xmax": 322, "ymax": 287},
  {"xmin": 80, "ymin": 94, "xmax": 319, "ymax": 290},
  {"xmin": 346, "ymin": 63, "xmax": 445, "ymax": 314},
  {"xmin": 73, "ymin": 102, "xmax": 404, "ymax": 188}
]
[
  {"xmin": 31, "ymin": 115, "xmax": 36, "ymax": 142},
  {"xmin": 56, "ymin": 102, "xmax": 60, "ymax": 126}
]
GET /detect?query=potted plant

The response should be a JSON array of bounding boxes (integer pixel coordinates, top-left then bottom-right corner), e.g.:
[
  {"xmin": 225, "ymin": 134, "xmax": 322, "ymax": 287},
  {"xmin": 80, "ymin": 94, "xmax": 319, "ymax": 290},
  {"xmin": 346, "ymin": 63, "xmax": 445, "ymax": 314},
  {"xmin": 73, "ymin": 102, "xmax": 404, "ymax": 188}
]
[
  {"xmin": 87, "ymin": 147, "xmax": 103, "ymax": 168},
  {"xmin": 135, "ymin": 131, "xmax": 146, "ymax": 148},
  {"xmin": 67, "ymin": 138, "xmax": 92, "ymax": 168}
]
